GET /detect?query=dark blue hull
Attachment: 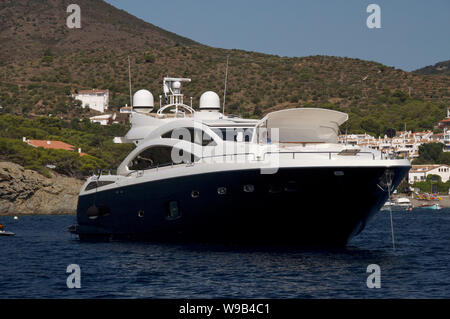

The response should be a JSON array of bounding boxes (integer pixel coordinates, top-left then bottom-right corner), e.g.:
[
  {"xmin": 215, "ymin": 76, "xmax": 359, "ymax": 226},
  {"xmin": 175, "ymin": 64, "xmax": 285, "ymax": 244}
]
[{"xmin": 74, "ymin": 166, "xmax": 409, "ymax": 246}]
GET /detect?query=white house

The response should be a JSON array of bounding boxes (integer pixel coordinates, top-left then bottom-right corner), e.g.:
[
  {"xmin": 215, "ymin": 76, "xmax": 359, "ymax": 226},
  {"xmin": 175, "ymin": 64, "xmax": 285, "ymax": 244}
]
[
  {"xmin": 408, "ymin": 164, "xmax": 450, "ymax": 184},
  {"xmin": 89, "ymin": 113, "xmax": 116, "ymax": 126},
  {"xmin": 74, "ymin": 89, "xmax": 109, "ymax": 113}
]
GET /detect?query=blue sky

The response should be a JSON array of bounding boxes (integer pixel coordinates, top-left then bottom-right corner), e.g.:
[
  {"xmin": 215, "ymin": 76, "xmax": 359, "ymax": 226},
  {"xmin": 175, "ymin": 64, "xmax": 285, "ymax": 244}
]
[{"xmin": 105, "ymin": 0, "xmax": 450, "ymax": 71}]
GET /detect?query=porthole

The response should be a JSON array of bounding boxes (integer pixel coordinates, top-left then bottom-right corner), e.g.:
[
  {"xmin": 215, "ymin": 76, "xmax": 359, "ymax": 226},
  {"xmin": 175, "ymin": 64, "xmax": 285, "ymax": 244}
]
[
  {"xmin": 284, "ymin": 181, "xmax": 298, "ymax": 192},
  {"xmin": 269, "ymin": 185, "xmax": 282, "ymax": 194},
  {"xmin": 191, "ymin": 190, "xmax": 200, "ymax": 198},
  {"xmin": 87, "ymin": 205, "xmax": 99, "ymax": 220},
  {"xmin": 166, "ymin": 201, "xmax": 181, "ymax": 220},
  {"xmin": 217, "ymin": 187, "xmax": 227, "ymax": 195},
  {"xmin": 243, "ymin": 184, "xmax": 255, "ymax": 193},
  {"xmin": 87, "ymin": 205, "xmax": 110, "ymax": 219}
]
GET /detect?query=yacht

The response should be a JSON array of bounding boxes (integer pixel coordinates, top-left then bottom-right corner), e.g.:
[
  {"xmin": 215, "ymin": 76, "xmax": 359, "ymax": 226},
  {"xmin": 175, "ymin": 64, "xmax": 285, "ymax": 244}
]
[{"xmin": 70, "ymin": 77, "xmax": 411, "ymax": 246}]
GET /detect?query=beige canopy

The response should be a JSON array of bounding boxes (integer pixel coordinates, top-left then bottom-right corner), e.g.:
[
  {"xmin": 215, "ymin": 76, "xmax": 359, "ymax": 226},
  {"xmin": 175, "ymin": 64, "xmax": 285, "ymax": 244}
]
[{"xmin": 255, "ymin": 108, "xmax": 348, "ymax": 144}]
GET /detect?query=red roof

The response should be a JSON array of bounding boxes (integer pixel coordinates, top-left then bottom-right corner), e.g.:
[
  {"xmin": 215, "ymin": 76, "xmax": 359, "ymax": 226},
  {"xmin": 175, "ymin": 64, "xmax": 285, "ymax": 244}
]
[
  {"xmin": 26, "ymin": 140, "xmax": 89, "ymax": 156},
  {"xmin": 27, "ymin": 140, "xmax": 75, "ymax": 151}
]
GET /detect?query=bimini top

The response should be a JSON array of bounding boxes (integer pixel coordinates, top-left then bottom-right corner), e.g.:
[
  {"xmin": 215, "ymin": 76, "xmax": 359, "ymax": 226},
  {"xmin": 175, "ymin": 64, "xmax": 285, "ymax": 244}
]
[{"xmin": 255, "ymin": 108, "xmax": 348, "ymax": 144}]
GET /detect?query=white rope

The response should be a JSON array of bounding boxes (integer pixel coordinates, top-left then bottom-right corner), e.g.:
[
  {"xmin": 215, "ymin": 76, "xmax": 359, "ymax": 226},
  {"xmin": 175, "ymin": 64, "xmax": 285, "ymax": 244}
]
[{"xmin": 387, "ymin": 180, "xmax": 396, "ymax": 252}]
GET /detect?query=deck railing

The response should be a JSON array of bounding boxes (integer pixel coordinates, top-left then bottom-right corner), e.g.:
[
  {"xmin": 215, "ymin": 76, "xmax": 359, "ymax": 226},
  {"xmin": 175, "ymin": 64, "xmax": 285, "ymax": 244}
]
[
  {"xmin": 121, "ymin": 150, "xmax": 396, "ymax": 177},
  {"xmin": 262, "ymin": 151, "xmax": 379, "ymax": 161}
]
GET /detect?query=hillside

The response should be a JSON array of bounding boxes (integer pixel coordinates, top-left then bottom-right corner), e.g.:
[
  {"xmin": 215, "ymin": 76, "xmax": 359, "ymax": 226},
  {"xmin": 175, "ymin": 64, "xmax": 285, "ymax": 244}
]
[
  {"xmin": 0, "ymin": 0, "xmax": 449, "ymax": 177},
  {"xmin": 414, "ymin": 60, "xmax": 450, "ymax": 76},
  {"xmin": 0, "ymin": 0, "xmax": 197, "ymax": 62}
]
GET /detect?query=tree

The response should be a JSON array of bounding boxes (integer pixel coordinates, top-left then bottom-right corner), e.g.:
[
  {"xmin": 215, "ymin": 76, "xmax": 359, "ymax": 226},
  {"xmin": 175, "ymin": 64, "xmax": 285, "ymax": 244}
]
[
  {"xmin": 392, "ymin": 89, "xmax": 408, "ymax": 103},
  {"xmin": 413, "ymin": 143, "xmax": 444, "ymax": 164},
  {"xmin": 396, "ymin": 177, "xmax": 411, "ymax": 194},
  {"xmin": 438, "ymin": 152, "xmax": 450, "ymax": 165},
  {"xmin": 143, "ymin": 53, "xmax": 155, "ymax": 63},
  {"xmin": 360, "ymin": 118, "xmax": 380, "ymax": 135}
]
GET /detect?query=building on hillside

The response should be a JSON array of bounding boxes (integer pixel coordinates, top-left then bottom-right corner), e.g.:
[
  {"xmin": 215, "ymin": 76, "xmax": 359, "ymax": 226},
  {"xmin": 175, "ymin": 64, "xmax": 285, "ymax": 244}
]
[
  {"xmin": 442, "ymin": 129, "xmax": 450, "ymax": 152},
  {"xmin": 23, "ymin": 138, "xmax": 87, "ymax": 156},
  {"xmin": 408, "ymin": 164, "xmax": 450, "ymax": 184},
  {"xmin": 89, "ymin": 112, "xmax": 128, "ymax": 126},
  {"xmin": 89, "ymin": 114, "xmax": 115, "ymax": 126},
  {"xmin": 120, "ymin": 106, "xmax": 132, "ymax": 114},
  {"xmin": 437, "ymin": 108, "xmax": 450, "ymax": 129},
  {"xmin": 339, "ymin": 131, "xmax": 441, "ymax": 159},
  {"xmin": 73, "ymin": 89, "xmax": 109, "ymax": 113},
  {"xmin": 438, "ymin": 118, "xmax": 450, "ymax": 129}
]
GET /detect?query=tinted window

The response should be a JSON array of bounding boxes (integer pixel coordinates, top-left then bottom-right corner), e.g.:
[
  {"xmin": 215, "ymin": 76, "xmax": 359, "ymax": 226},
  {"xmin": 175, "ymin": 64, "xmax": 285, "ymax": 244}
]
[
  {"xmin": 211, "ymin": 128, "xmax": 254, "ymax": 142},
  {"xmin": 162, "ymin": 127, "xmax": 216, "ymax": 146},
  {"xmin": 85, "ymin": 180, "xmax": 115, "ymax": 191},
  {"xmin": 129, "ymin": 145, "xmax": 199, "ymax": 171}
]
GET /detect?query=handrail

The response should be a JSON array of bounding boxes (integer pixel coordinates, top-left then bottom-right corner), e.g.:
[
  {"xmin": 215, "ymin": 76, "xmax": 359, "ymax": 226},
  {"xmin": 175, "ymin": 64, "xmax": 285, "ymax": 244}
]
[
  {"xmin": 200, "ymin": 153, "xmax": 257, "ymax": 161},
  {"xmin": 123, "ymin": 150, "xmax": 387, "ymax": 177},
  {"xmin": 124, "ymin": 153, "xmax": 256, "ymax": 177},
  {"xmin": 92, "ymin": 168, "xmax": 117, "ymax": 177},
  {"xmin": 262, "ymin": 151, "xmax": 378, "ymax": 161}
]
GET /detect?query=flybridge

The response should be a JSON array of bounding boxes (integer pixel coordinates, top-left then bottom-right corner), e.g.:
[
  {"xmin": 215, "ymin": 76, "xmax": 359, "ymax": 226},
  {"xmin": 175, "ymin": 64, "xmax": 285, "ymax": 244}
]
[
  {"xmin": 114, "ymin": 76, "xmax": 258, "ymax": 144},
  {"xmin": 115, "ymin": 77, "xmax": 351, "ymax": 145},
  {"xmin": 115, "ymin": 77, "xmax": 348, "ymax": 144},
  {"xmin": 130, "ymin": 77, "xmax": 219, "ymax": 118}
]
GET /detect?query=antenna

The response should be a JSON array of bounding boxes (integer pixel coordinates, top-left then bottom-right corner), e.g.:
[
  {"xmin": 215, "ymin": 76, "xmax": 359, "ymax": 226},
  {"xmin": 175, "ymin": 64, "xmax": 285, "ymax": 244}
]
[
  {"xmin": 345, "ymin": 124, "xmax": 348, "ymax": 145},
  {"xmin": 222, "ymin": 55, "xmax": 229, "ymax": 115},
  {"xmin": 128, "ymin": 55, "xmax": 132, "ymax": 107}
]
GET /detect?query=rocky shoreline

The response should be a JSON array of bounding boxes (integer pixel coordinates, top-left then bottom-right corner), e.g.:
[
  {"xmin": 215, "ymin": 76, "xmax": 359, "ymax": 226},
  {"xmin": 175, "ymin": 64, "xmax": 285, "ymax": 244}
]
[{"xmin": 0, "ymin": 162, "xmax": 84, "ymax": 215}]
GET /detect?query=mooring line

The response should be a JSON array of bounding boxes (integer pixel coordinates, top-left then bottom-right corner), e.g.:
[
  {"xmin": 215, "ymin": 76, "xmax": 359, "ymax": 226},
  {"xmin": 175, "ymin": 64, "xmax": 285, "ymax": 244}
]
[{"xmin": 387, "ymin": 181, "xmax": 396, "ymax": 252}]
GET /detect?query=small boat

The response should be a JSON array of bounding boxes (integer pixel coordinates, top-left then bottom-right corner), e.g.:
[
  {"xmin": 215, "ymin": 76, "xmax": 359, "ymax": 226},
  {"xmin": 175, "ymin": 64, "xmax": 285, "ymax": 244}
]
[
  {"xmin": 0, "ymin": 224, "xmax": 15, "ymax": 236},
  {"xmin": 381, "ymin": 197, "xmax": 413, "ymax": 212},
  {"xmin": 0, "ymin": 230, "xmax": 15, "ymax": 236},
  {"xmin": 418, "ymin": 203, "xmax": 442, "ymax": 210}
]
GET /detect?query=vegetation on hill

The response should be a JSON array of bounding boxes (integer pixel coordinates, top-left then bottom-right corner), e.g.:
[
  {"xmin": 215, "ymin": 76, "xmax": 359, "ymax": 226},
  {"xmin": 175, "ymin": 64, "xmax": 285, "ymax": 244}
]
[
  {"xmin": 0, "ymin": 49, "xmax": 449, "ymax": 137},
  {"xmin": 413, "ymin": 60, "xmax": 450, "ymax": 76},
  {"xmin": 0, "ymin": 114, "xmax": 134, "ymax": 177},
  {"xmin": 0, "ymin": 1, "xmax": 448, "ymax": 133},
  {"xmin": 412, "ymin": 143, "xmax": 450, "ymax": 165},
  {"xmin": 0, "ymin": 0, "xmax": 449, "ymax": 177},
  {"xmin": 0, "ymin": 0, "xmax": 197, "ymax": 62}
]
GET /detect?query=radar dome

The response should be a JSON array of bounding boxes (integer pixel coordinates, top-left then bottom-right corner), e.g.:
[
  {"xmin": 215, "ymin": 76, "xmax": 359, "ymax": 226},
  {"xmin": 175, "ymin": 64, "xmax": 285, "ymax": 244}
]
[
  {"xmin": 199, "ymin": 91, "xmax": 220, "ymax": 110},
  {"xmin": 172, "ymin": 81, "xmax": 181, "ymax": 94},
  {"xmin": 133, "ymin": 89, "xmax": 154, "ymax": 113}
]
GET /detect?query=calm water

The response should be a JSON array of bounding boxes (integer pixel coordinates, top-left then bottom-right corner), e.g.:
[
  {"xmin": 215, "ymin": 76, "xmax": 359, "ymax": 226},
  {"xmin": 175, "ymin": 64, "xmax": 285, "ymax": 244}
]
[{"xmin": 1, "ymin": 209, "xmax": 449, "ymax": 299}]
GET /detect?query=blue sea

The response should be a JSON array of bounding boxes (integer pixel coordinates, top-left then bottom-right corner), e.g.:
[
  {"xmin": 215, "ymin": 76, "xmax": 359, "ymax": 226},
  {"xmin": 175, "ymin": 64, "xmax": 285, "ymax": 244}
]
[{"xmin": 1, "ymin": 209, "xmax": 449, "ymax": 299}]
